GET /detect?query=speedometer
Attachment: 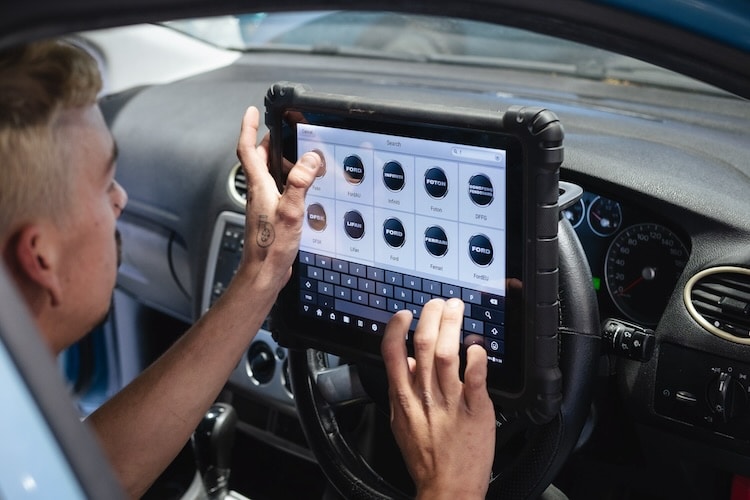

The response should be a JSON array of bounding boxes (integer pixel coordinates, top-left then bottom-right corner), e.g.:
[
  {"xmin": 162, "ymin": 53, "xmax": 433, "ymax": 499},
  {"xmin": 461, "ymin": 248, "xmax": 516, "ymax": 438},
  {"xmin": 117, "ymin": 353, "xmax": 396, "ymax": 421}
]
[{"xmin": 605, "ymin": 223, "xmax": 689, "ymax": 326}]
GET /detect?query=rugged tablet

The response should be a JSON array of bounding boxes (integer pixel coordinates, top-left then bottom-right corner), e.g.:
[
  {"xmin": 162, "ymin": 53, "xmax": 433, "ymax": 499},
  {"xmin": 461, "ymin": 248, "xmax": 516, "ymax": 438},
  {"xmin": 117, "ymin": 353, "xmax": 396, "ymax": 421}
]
[{"xmin": 266, "ymin": 82, "xmax": 563, "ymax": 421}]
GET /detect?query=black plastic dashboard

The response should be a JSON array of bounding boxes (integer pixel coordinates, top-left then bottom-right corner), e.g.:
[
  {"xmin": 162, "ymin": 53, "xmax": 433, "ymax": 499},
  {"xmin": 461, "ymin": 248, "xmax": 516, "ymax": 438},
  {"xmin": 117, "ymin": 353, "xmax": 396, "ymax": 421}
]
[{"xmin": 102, "ymin": 50, "xmax": 750, "ymax": 479}]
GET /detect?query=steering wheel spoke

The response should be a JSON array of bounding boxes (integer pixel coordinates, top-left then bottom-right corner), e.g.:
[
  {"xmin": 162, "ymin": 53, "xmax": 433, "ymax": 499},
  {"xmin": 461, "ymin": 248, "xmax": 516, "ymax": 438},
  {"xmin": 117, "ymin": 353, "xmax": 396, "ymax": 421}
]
[{"xmin": 311, "ymin": 359, "xmax": 370, "ymax": 407}]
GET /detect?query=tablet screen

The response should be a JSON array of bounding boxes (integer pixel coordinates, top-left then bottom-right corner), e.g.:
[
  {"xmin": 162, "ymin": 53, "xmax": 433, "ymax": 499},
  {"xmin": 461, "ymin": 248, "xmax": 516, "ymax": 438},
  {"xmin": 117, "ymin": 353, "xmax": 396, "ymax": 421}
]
[{"xmin": 295, "ymin": 121, "xmax": 509, "ymax": 365}]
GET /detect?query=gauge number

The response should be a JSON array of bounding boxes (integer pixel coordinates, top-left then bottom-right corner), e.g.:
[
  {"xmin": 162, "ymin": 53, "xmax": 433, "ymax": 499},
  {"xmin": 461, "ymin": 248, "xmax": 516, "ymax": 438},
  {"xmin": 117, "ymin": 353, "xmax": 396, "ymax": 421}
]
[{"xmin": 605, "ymin": 223, "xmax": 688, "ymax": 326}]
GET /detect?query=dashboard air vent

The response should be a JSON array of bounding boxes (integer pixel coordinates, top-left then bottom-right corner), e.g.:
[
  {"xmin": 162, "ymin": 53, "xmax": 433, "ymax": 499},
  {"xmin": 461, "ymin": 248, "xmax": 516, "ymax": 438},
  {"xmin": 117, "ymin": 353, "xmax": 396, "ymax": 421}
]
[
  {"xmin": 228, "ymin": 162, "xmax": 247, "ymax": 206},
  {"xmin": 685, "ymin": 266, "xmax": 750, "ymax": 344}
]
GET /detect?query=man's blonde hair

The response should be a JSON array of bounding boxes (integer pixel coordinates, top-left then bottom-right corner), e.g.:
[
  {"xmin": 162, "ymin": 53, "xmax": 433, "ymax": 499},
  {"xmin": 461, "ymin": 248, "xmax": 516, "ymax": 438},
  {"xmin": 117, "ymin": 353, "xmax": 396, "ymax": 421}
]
[{"xmin": 0, "ymin": 39, "xmax": 102, "ymax": 243}]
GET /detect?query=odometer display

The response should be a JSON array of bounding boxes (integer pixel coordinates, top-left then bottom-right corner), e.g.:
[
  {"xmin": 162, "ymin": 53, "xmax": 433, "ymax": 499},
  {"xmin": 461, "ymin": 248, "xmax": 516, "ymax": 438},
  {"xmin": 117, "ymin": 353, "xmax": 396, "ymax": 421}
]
[{"xmin": 605, "ymin": 223, "xmax": 689, "ymax": 325}]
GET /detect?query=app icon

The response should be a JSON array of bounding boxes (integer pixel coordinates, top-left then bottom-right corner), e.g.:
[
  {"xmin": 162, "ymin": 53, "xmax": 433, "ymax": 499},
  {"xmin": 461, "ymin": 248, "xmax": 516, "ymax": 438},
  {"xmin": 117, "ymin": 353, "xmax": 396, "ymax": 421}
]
[
  {"xmin": 424, "ymin": 167, "xmax": 448, "ymax": 199},
  {"xmin": 383, "ymin": 218, "xmax": 406, "ymax": 248},
  {"xmin": 306, "ymin": 203, "xmax": 327, "ymax": 231},
  {"xmin": 344, "ymin": 210, "xmax": 366, "ymax": 239},
  {"xmin": 424, "ymin": 226, "xmax": 449, "ymax": 257},
  {"xmin": 383, "ymin": 160, "xmax": 405, "ymax": 191},
  {"xmin": 343, "ymin": 155, "xmax": 365, "ymax": 184}
]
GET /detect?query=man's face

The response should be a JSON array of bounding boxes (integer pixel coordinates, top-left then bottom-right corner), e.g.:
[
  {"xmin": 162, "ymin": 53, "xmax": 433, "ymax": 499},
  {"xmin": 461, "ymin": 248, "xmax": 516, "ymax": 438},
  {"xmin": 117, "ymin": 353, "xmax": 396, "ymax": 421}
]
[{"xmin": 52, "ymin": 104, "xmax": 127, "ymax": 353}]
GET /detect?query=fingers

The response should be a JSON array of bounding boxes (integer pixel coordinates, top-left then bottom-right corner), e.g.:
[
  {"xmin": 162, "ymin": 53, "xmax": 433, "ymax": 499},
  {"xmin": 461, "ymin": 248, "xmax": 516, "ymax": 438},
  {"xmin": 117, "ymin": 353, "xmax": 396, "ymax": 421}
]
[
  {"xmin": 237, "ymin": 106, "xmax": 261, "ymax": 175},
  {"xmin": 411, "ymin": 299, "xmax": 443, "ymax": 394},
  {"xmin": 234, "ymin": 106, "xmax": 325, "ymax": 293},
  {"xmin": 434, "ymin": 299, "xmax": 464, "ymax": 399},
  {"xmin": 237, "ymin": 105, "xmax": 322, "ymax": 236},
  {"xmin": 464, "ymin": 344, "xmax": 490, "ymax": 411},
  {"xmin": 409, "ymin": 298, "xmax": 466, "ymax": 404},
  {"xmin": 382, "ymin": 309, "xmax": 414, "ymax": 397}
]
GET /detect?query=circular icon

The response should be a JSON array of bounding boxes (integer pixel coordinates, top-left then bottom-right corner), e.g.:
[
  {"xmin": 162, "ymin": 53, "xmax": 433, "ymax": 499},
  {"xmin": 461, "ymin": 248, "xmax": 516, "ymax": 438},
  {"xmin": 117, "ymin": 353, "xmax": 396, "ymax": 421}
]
[
  {"xmin": 311, "ymin": 148, "xmax": 327, "ymax": 178},
  {"xmin": 424, "ymin": 226, "xmax": 449, "ymax": 257},
  {"xmin": 343, "ymin": 210, "xmax": 365, "ymax": 240},
  {"xmin": 306, "ymin": 203, "xmax": 327, "ymax": 231},
  {"xmin": 382, "ymin": 161, "xmax": 405, "ymax": 191},
  {"xmin": 343, "ymin": 155, "xmax": 365, "ymax": 185},
  {"xmin": 383, "ymin": 218, "xmax": 406, "ymax": 248},
  {"xmin": 468, "ymin": 174, "xmax": 494, "ymax": 206},
  {"xmin": 468, "ymin": 234, "xmax": 494, "ymax": 266},
  {"xmin": 424, "ymin": 167, "xmax": 448, "ymax": 199}
]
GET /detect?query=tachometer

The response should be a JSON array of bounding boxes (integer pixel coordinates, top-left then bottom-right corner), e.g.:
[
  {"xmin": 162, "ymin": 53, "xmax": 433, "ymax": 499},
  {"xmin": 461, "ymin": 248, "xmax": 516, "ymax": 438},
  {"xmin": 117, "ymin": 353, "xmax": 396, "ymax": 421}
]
[
  {"xmin": 605, "ymin": 223, "xmax": 689, "ymax": 326},
  {"xmin": 587, "ymin": 195, "xmax": 622, "ymax": 236}
]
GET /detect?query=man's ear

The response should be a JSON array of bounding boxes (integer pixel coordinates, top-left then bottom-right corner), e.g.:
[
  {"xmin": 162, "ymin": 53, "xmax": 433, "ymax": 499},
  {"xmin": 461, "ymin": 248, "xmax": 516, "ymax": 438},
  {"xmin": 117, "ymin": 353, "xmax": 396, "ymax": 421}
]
[{"xmin": 9, "ymin": 224, "xmax": 63, "ymax": 307}]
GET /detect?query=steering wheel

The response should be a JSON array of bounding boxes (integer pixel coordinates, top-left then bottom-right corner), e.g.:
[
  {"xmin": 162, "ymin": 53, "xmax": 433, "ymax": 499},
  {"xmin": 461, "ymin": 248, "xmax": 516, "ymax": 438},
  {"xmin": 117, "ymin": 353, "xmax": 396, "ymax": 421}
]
[{"xmin": 288, "ymin": 218, "xmax": 600, "ymax": 499}]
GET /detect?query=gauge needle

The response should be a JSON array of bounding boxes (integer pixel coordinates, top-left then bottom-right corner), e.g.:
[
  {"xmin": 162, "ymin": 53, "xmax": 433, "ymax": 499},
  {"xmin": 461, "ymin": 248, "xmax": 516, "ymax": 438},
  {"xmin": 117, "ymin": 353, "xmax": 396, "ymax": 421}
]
[
  {"xmin": 617, "ymin": 276, "xmax": 643, "ymax": 295},
  {"xmin": 617, "ymin": 267, "xmax": 657, "ymax": 295},
  {"xmin": 591, "ymin": 211, "xmax": 611, "ymax": 228}
]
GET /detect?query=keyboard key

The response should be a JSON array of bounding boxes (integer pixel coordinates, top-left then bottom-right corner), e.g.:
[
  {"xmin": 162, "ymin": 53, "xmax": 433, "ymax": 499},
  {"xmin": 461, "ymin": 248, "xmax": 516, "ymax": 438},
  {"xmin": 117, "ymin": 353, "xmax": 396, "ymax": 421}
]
[
  {"xmin": 318, "ymin": 282, "xmax": 334, "ymax": 296},
  {"xmin": 342, "ymin": 274, "xmax": 357, "ymax": 288},
  {"xmin": 464, "ymin": 317, "xmax": 484, "ymax": 334},
  {"xmin": 315, "ymin": 255, "xmax": 332, "ymax": 269},
  {"xmin": 377, "ymin": 283, "xmax": 394, "ymax": 297},
  {"xmin": 335, "ymin": 286, "xmax": 351, "ymax": 300},
  {"xmin": 369, "ymin": 295, "xmax": 387, "ymax": 309},
  {"xmin": 324, "ymin": 270, "xmax": 340, "ymax": 284},
  {"xmin": 413, "ymin": 291, "xmax": 431, "ymax": 305},
  {"xmin": 352, "ymin": 290, "xmax": 368, "ymax": 305},
  {"xmin": 300, "ymin": 276, "xmax": 314, "ymax": 291},
  {"xmin": 482, "ymin": 293, "xmax": 504, "ymax": 309},
  {"xmin": 422, "ymin": 279, "xmax": 441, "ymax": 294},
  {"xmin": 387, "ymin": 299, "xmax": 405, "ymax": 312},
  {"xmin": 472, "ymin": 305, "xmax": 504, "ymax": 325},
  {"xmin": 299, "ymin": 251, "xmax": 315, "ymax": 265},
  {"xmin": 485, "ymin": 337, "xmax": 504, "ymax": 356},
  {"xmin": 405, "ymin": 303, "xmax": 422, "ymax": 318},
  {"xmin": 367, "ymin": 266, "xmax": 384, "ymax": 281},
  {"xmin": 404, "ymin": 275, "xmax": 422, "ymax": 290},
  {"xmin": 318, "ymin": 295, "xmax": 334, "ymax": 308},
  {"xmin": 307, "ymin": 266, "xmax": 324, "ymax": 280},
  {"xmin": 485, "ymin": 323, "xmax": 504, "ymax": 340},
  {"xmin": 350, "ymin": 263, "xmax": 367, "ymax": 277},
  {"xmin": 394, "ymin": 287, "xmax": 412, "ymax": 302},
  {"xmin": 385, "ymin": 271, "xmax": 403, "ymax": 286},
  {"xmin": 358, "ymin": 278, "xmax": 375, "ymax": 292},
  {"xmin": 442, "ymin": 283, "xmax": 460, "ymax": 298},
  {"xmin": 462, "ymin": 288, "xmax": 482, "ymax": 305},
  {"xmin": 332, "ymin": 259, "xmax": 349, "ymax": 273},
  {"xmin": 335, "ymin": 299, "xmax": 393, "ymax": 324}
]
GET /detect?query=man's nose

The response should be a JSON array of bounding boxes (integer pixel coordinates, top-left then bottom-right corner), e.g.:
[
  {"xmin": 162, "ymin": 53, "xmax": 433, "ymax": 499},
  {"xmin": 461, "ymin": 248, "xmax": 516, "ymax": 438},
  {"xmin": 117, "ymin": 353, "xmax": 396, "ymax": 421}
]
[{"xmin": 114, "ymin": 181, "xmax": 128, "ymax": 216}]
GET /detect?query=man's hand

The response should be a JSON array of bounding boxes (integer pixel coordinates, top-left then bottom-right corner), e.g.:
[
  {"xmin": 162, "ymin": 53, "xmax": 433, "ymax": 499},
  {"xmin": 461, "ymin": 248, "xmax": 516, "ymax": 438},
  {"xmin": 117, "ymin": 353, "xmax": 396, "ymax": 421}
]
[
  {"xmin": 382, "ymin": 298, "xmax": 496, "ymax": 500},
  {"xmin": 235, "ymin": 105, "xmax": 322, "ymax": 291}
]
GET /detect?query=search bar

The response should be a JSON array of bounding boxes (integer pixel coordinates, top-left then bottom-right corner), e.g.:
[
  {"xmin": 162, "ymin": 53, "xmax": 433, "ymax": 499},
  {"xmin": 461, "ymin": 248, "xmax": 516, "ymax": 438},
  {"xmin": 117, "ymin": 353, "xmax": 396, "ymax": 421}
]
[{"xmin": 451, "ymin": 146, "xmax": 504, "ymax": 163}]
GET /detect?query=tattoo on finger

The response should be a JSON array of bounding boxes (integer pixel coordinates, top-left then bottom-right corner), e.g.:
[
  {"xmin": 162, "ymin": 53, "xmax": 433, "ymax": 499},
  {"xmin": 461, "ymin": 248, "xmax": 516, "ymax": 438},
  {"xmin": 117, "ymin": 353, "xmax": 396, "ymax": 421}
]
[{"xmin": 257, "ymin": 215, "xmax": 275, "ymax": 248}]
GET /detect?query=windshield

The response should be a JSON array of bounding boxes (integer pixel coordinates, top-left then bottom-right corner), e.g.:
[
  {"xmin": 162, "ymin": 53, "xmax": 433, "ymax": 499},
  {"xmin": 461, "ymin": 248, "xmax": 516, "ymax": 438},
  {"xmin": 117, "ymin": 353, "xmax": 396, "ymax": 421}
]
[{"xmin": 162, "ymin": 11, "xmax": 723, "ymax": 95}]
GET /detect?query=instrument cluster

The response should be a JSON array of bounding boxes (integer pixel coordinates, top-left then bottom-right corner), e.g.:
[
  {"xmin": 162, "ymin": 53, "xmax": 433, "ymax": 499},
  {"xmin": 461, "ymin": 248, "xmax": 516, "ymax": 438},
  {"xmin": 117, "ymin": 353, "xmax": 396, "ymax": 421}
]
[{"xmin": 563, "ymin": 190, "xmax": 690, "ymax": 328}]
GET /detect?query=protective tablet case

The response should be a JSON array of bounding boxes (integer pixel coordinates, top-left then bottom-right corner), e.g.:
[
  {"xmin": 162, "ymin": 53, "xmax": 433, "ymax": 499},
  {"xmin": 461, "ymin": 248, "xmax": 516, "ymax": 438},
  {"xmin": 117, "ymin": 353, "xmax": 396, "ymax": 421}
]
[{"xmin": 265, "ymin": 81, "xmax": 563, "ymax": 424}]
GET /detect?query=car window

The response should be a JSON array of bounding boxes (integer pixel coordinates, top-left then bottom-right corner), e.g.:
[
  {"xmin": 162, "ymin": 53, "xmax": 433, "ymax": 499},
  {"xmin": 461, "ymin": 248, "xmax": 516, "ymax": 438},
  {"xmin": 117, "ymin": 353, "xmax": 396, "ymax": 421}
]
[{"xmin": 162, "ymin": 10, "xmax": 728, "ymax": 96}]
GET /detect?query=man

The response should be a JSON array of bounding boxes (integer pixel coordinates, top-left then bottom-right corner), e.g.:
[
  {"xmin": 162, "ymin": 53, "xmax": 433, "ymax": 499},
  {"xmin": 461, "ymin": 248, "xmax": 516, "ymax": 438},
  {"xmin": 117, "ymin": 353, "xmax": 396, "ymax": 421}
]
[{"xmin": 0, "ymin": 39, "xmax": 495, "ymax": 498}]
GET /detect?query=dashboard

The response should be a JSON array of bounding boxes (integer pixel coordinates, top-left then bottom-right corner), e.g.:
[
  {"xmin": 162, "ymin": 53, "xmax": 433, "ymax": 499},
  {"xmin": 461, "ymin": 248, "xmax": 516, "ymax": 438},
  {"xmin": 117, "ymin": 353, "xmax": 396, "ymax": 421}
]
[{"xmin": 99, "ymin": 34, "xmax": 750, "ymax": 498}]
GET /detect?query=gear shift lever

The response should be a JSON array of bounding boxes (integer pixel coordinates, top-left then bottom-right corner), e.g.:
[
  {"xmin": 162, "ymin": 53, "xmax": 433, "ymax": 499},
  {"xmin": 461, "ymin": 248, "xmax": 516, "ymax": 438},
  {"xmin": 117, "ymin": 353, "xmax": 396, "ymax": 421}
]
[{"xmin": 192, "ymin": 403, "xmax": 238, "ymax": 500}]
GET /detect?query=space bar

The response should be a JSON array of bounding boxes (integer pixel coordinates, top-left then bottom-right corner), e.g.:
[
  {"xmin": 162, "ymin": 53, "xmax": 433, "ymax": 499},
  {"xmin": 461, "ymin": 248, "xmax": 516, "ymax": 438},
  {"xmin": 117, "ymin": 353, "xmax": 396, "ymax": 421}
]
[{"xmin": 335, "ymin": 299, "xmax": 394, "ymax": 324}]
